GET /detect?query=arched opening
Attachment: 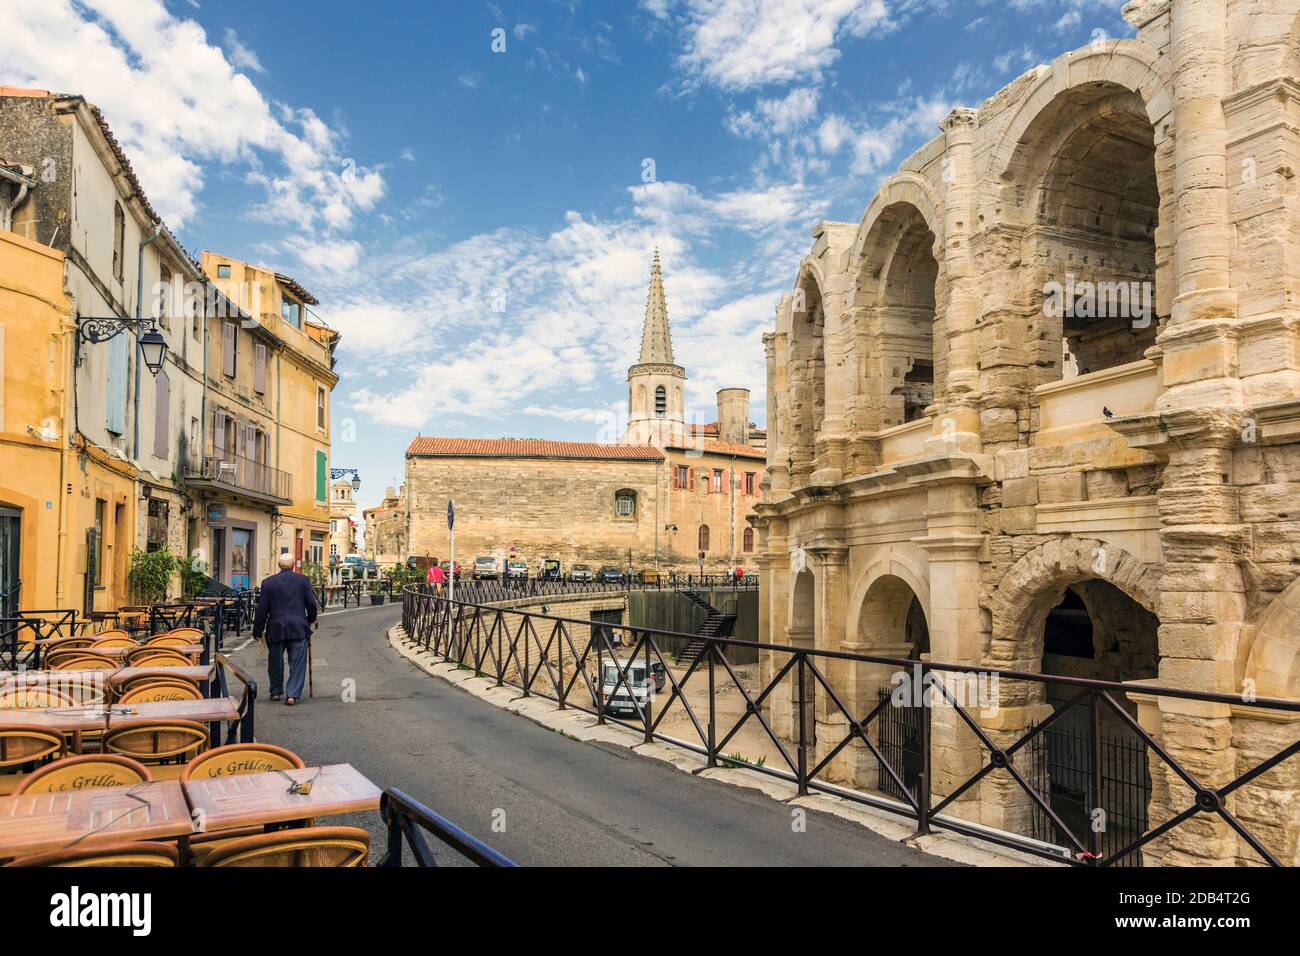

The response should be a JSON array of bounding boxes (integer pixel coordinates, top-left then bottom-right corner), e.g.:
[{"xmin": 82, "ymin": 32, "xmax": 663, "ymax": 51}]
[
  {"xmin": 614, "ymin": 489, "xmax": 636, "ymax": 519},
  {"xmin": 789, "ymin": 273, "xmax": 825, "ymax": 479},
  {"xmin": 742, "ymin": 527, "xmax": 754, "ymax": 553},
  {"xmin": 1019, "ymin": 85, "xmax": 1161, "ymax": 383},
  {"xmin": 697, "ymin": 524, "xmax": 710, "ymax": 554},
  {"xmin": 857, "ymin": 202, "xmax": 940, "ymax": 428},
  {"xmin": 654, "ymin": 386, "xmax": 667, "ymax": 417},
  {"xmin": 1031, "ymin": 578, "xmax": 1159, "ymax": 864}
]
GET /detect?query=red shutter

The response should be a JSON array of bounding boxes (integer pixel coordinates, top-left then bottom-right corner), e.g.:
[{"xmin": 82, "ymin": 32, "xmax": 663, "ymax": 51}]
[
  {"xmin": 672, "ymin": 467, "xmax": 680, "ymax": 490},
  {"xmin": 688, "ymin": 469, "xmax": 695, "ymax": 491}
]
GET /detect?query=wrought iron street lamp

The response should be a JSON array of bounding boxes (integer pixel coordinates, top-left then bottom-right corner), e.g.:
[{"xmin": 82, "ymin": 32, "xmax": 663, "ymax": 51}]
[
  {"xmin": 331, "ymin": 467, "xmax": 362, "ymax": 493},
  {"xmin": 75, "ymin": 314, "xmax": 168, "ymax": 376}
]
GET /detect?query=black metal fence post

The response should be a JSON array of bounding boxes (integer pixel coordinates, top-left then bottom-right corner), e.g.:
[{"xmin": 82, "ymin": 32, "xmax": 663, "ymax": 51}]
[
  {"xmin": 914, "ymin": 668, "xmax": 933, "ymax": 837},
  {"xmin": 707, "ymin": 644, "xmax": 717, "ymax": 768},
  {"xmin": 796, "ymin": 654, "xmax": 808, "ymax": 796}
]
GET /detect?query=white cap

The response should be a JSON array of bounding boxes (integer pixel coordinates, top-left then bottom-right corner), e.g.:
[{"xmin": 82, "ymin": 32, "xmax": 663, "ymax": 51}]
[{"xmin": 277, "ymin": 551, "xmax": 295, "ymax": 570}]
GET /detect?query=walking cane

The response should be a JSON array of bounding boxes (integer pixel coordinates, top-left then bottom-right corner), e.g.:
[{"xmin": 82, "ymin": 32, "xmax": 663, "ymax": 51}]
[{"xmin": 308, "ymin": 635, "xmax": 315, "ymax": 698}]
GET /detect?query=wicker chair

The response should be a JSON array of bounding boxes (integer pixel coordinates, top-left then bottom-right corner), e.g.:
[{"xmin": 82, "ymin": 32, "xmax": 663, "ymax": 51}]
[
  {"xmin": 50, "ymin": 654, "xmax": 117, "ymax": 671},
  {"xmin": 4, "ymin": 841, "xmax": 178, "ymax": 867},
  {"xmin": 102, "ymin": 720, "xmax": 208, "ymax": 764},
  {"xmin": 181, "ymin": 744, "xmax": 308, "ymax": 860},
  {"xmin": 153, "ymin": 627, "xmax": 204, "ymax": 643},
  {"xmin": 13, "ymin": 754, "xmax": 153, "ymax": 794},
  {"xmin": 199, "ymin": 826, "xmax": 370, "ymax": 868},
  {"xmin": 89, "ymin": 636, "xmax": 138, "ymax": 650}
]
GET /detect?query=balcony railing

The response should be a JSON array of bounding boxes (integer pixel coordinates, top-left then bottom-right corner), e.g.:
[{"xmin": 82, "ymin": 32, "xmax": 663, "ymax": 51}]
[
  {"xmin": 1034, "ymin": 359, "xmax": 1160, "ymax": 446},
  {"xmin": 188, "ymin": 446, "xmax": 293, "ymax": 502}
]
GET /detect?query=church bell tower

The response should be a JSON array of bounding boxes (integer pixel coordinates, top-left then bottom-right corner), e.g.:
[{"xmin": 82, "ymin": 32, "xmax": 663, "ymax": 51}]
[{"xmin": 625, "ymin": 250, "xmax": 687, "ymax": 447}]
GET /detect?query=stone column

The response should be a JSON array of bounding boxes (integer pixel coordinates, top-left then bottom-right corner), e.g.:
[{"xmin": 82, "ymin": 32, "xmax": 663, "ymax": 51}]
[
  {"xmin": 814, "ymin": 266, "xmax": 854, "ymax": 484},
  {"xmin": 1152, "ymin": 408, "xmax": 1247, "ymax": 865},
  {"xmin": 762, "ymin": 518, "xmax": 793, "ymax": 738},
  {"xmin": 808, "ymin": 542, "xmax": 850, "ymax": 782},
  {"xmin": 930, "ymin": 108, "xmax": 984, "ymax": 459},
  {"xmin": 915, "ymin": 470, "xmax": 988, "ymax": 821},
  {"xmin": 1159, "ymin": 0, "xmax": 1241, "ymax": 407}
]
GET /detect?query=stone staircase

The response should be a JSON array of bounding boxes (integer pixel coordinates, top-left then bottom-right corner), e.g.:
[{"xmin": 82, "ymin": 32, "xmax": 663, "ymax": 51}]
[{"xmin": 675, "ymin": 591, "xmax": 735, "ymax": 666}]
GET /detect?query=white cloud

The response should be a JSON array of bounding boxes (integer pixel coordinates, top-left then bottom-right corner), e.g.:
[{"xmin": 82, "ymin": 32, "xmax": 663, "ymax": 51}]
[
  {"xmin": 651, "ymin": 0, "xmax": 893, "ymax": 91},
  {"xmin": 223, "ymin": 28, "xmax": 265, "ymax": 74},
  {"xmin": 0, "ymin": 0, "xmax": 385, "ymax": 231}
]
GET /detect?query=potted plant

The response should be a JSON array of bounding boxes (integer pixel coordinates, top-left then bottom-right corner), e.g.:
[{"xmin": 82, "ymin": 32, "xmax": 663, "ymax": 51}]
[
  {"xmin": 368, "ymin": 579, "xmax": 387, "ymax": 605},
  {"xmin": 128, "ymin": 548, "xmax": 178, "ymax": 605}
]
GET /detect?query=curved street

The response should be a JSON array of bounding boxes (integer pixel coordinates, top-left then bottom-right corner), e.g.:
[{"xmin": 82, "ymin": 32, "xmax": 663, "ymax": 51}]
[{"xmin": 224, "ymin": 603, "xmax": 952, "ymax": 867}]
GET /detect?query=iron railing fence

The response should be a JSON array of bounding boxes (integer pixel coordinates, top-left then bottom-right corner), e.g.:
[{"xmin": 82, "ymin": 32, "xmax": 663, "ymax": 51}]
[
  {"xmin": 188, "ymin": 446, "xmax": 293, "ymax": 501},
  {"xmin": 378, "ymin": 789, "xmax": 517, "ymax": 867},
  {"xmin": 401, "ymin": 588, "xmax": 1300, "ymax": 868},
  {"xmin": 416, "ymin": 575, "xmax": 758, "ymax": 606}
]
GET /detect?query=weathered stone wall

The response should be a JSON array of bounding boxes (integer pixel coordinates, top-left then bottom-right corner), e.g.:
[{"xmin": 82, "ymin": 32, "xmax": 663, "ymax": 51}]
[
  {"xmin": 751, "ymin": 1, "xmax": 1300, "ymax": 865},
  {"xmin": 408, "ymin": 456, "xmax": 661, "ymax": 570}
]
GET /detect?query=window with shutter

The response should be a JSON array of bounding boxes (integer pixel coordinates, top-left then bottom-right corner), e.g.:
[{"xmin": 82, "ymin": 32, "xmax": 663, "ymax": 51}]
[
  {"xmin": 153, "ymin": 371, "xmax": 170, "ymax": 460},
  {"xmin": 315, "ymin": 450, "xmax": 327, "ymax": 502},
  {"xmin": 254, "ymin": 343, "xmax": 266, "ymax": 394},
  {"xmin": 105, "ymin": 333, "xmax": 128, "ymax": 435},
  {"xmin": 688, "ymin": 468, "xmax": 695, "ymax": 491},
  {"xmin": 223, "ymin": 322, "xmax": 236, "ymax": 378}
]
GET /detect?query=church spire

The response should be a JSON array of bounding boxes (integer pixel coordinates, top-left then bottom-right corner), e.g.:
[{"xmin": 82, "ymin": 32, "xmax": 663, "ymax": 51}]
[{"xmin": 638, "ymin": 248, "xmax": 674, "ymax": 364}]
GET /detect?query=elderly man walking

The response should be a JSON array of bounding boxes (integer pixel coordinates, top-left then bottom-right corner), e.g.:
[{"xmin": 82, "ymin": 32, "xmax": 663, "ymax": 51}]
[{"xmin": 253, "ymin": 551, "xmax": 319, "ymax": 705}]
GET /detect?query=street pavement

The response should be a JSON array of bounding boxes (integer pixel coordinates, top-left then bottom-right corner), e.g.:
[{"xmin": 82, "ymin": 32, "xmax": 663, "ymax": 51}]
[{"xmin": 224, "ymin": 602, "xmax": 953, "ymax": 867}]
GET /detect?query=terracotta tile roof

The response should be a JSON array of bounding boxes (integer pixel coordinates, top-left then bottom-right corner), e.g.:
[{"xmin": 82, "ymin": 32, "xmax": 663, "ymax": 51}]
[
  {"xmin": 276, "ymin": 272, "xmax": 320, "ymax": 306},
  {"xmin": 407, "ymin": 437, "xmax": 665, "ymax": 462},
  {"xmin": 668, "ymin": 439, "xmax": 767, "ymax": 460}
]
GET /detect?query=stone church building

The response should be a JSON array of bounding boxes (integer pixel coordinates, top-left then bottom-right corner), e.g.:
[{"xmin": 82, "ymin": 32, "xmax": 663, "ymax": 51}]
[
  {"xmin": 403, "ymin": 253, "xmax": 766, "ymax": 573},
  {"xmin": 753, "ymin": 0, "xmax": 1300, "ymax": 865}
]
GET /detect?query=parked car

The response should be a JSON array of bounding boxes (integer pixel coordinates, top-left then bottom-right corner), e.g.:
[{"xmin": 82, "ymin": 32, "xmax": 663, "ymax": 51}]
[
  {"xmin": 570, "ymin": 564, "xmax": 594, "ymax": 583},
  {"xmin": 540, "ymin": 558, "xmax": 561, "ymax": 581},
  {"xmin": 597, "ymin": 565, "xmax": 624, "ymax": 584},
  {"xmin": 439, "ymin": 560, "xmax": 462, "ymax": 581},
  {"xmin": 505, "ymin": 560, "xmax": 529, "ymax": 582},
  {"xmin": 591, "ymin": 657, "xmax": 655, "ymax": 715},
  {"xmin": 472, "ymin": 556, "xmax": 500, "ymax": 580},
  {"xmin": 342, "ymin": 555, "xmax": 378, "ymax": 575}
]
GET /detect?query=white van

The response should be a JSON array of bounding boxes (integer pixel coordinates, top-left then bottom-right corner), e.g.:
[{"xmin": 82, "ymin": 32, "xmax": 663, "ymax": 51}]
[{"xmin": 592, "ymin": 657, "xmax": 655, "ymax": 716}]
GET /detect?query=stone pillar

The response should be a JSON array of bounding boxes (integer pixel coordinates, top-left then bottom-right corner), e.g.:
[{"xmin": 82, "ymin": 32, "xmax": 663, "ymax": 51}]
[
  {"xmin": 931, "ymin": 108, "xmax": 984, "ymax": 458},
  {"xmin": 1152, "ymin": 409, "xmax": 1247, "ymax": 865},
  {"xmin": 1159, "ymin": 0, "xmax": 1241, "ymax": 407},
  {"xmin": 814, "ymin": 264, "xmax": 854, "ymax": 484},
  {"xmin": 915, "ymin": 471, "xmax": 988, "ymax": 820},
  {"xmin": 809, "ymin": 542, "xmax": 850, "ymax": 782},
  {"xmin": 841, "ymin": 639, "xmax": 915, "ymax": 789}
]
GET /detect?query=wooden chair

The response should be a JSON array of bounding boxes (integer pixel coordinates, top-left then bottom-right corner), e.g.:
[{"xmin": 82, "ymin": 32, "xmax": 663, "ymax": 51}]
[
  {"xmin": 103, "ymin": 720, "xmax": 208, "ymax": 764},
  {"xmin": 0, "ymin": 727, "xmax": 64, "ymax": 770},
  {"xmin": 125, "ymin": 648, "xmax": 193, "ymax": 668},
  {"xmin": 117, "ymin": 680, "xmax": 203, "ymax": 704},
  {"xmin": 0, "ymin": 686, "xmax": 76, "ymax": 709},
  {"xmin": 51, "ymin": 654, "xmax": 117, "ymax": 671},
  {"xmin": 199, "ymin": 826, "xmax": 370, "ymax": 868},
  {"xmin": 155, "ymin": 627, "xmax": 204, "ymax": 643},
  {"xmin": 116, "ymin": 673, "xmax": 201, "ymax": 696},
  {"xmin": 182, "ymin": 743, "xmax": 304, "ymax": 781},
  {"xmin": 4, "ymin": 841, "xmax": 178, "ymax": 867},
  {"xmin": 181, "ymin": 744, "xmax": 309, "ymax": 860},
  {"xmin": 89, "ymin": 635, "xmax": 138, "ymax": 650},
  {"xmin": 92, "ymin": 628, "xmax": 131, "ymax": 641},
  {"xmin": 13, "ymin": 754, "xmax": 153, "ymax": 794}
]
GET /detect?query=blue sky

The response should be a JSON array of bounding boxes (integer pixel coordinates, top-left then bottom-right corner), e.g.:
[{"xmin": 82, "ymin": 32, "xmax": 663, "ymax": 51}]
[{"xmin": 2, "ymin": 0, "xmax": 1132, "ymax": 509}]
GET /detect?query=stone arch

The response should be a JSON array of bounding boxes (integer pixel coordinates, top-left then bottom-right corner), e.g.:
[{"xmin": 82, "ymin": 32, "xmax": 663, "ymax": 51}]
[
  {"xmin": 852, "ymin": 195, "xmax": 943, "ymax": 427},
  {"xmin": 788, "ymin": 567, "xmax": 815, "ymax": 645},
  {"xmin": 788, "ymin": 263, "xmax": 826, "ymax": 481},
  {"xmin": 987, "ymin": 536, "xmax": 1160, "ymax": 672},
  {"xmin": 847, "ymin": 545, "xmax": 931, "ymax": 649},
  {"xmin": 1244, "ymin": 575, "xmax": 1300, "ymax": 699},
  {"xmin": 986, "ymin": 40, "xmax": 1172, "ymax": 195},
  {"xmin": 849, "ymin": 173, "xmax": 944, "ymax": 270},
  {"xmin": 986, "ymin": 42, "xmax": 1173, "ymax": 385}
]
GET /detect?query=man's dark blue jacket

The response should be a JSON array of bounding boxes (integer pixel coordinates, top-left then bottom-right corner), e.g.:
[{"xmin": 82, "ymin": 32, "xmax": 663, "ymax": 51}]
[{"xmin": 253, "ymin": 568, "xmax": 319, "ymax": 644}]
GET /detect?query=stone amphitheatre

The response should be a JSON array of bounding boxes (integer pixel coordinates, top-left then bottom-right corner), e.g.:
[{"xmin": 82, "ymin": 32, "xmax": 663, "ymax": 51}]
[{"xmin": 752, "ymin": 0, "xmax": 1300, "ymax": 865}]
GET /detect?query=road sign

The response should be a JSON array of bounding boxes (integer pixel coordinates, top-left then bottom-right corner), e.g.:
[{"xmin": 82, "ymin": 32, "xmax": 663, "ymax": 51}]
[{"xmin": 447, "ymin": 499, "xmax": 455, "ymax": 530}]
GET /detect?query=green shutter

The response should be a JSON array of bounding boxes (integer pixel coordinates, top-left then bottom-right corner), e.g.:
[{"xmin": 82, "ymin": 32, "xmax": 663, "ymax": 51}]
[{"xmin": 316, "ymin": 451, "xmax": 327, "ymax": 502}]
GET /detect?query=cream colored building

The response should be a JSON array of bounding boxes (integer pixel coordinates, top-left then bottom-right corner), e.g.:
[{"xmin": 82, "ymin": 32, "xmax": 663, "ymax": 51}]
[
  {"xmin": 754, "ymin": 1, "xmax": 1300, "ymax": 866},
  {"xmin": 400, "ymin": 255, "xmax": 765, "ymax": 573},
  {"xmin": 363, "ymin": 484, "xmax": 406, "ymax": 566},
  {"xmin": 329, "ymin": 478, "xmax": 358, "ymax": 563},
  {"xmin": 203, "ymin": 252, "xmax": 339, "ymax": 580}
]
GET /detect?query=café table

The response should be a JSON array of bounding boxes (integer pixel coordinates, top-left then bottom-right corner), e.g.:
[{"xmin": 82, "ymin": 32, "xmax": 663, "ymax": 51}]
[
  {"xmin": 0, "ymin": 780, "xmax": 193, "ymax": 860},
  {"xmin": 0, "ymin": 664, "xmax": 215, "ymax": 689},
  {"xmin": 183, "ymin": 764, "xmax": 382, "ymax": 832},
  {"xmin": 0, "ymin": 697, "xmax": 241, "ymax": 753}
]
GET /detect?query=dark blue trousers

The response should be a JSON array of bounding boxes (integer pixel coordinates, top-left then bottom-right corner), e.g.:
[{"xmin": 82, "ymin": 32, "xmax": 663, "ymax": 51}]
[{"xmin": 267, "ymin": 639, "xmax": 309, "ymax": 699}]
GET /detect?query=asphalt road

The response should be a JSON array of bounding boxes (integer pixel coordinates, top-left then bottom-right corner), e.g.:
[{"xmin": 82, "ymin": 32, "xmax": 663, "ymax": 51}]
[{"xmin": 225, "ymin": 603, "xmax": 952, "ymax": 867}]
